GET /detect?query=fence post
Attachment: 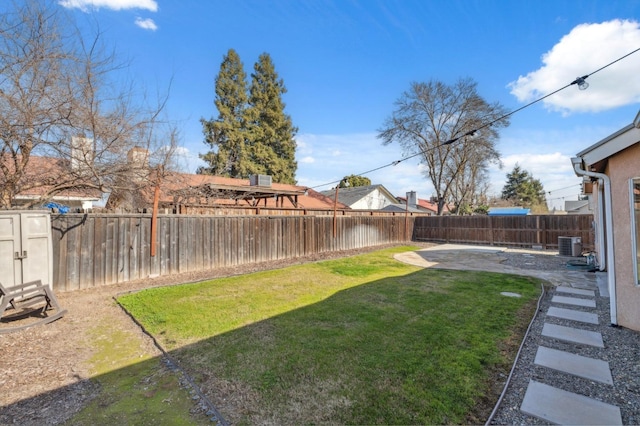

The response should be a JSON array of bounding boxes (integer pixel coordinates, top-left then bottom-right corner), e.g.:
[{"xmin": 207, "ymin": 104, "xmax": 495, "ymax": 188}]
[{"xmin": 489, "ymin": 215, "xmax": 494, "ymax": 245}]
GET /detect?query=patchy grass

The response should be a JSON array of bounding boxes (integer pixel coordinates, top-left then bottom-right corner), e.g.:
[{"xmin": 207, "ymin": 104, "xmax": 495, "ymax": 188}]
[
  {"xmin": 65, "ymin": 325, "xmax": 209, "ymax": 425},
  {"xmin": 117, "ymin": 246, "xmax": 416, "ymax": 349},
  {"xmin": 118, "ymin": 246, "xmax": 541, "ymax": 425}
]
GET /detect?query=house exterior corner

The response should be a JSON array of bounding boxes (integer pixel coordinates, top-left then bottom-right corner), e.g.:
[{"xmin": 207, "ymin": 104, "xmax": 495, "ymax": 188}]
[{"xmin": 574, "ymin": 110, "xmax": 640, "ymax": 331}]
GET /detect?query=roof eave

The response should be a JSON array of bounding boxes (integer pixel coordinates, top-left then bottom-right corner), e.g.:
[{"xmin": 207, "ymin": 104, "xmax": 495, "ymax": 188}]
[{"xmin": 576, "ymin": 111, "xmax": 640, "ymax": 167}]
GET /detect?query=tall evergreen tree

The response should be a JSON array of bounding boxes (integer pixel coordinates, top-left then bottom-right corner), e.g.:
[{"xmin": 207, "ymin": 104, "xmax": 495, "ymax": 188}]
[
  {"xmin": 501, "ymin": 164, "xmax": 547, "ymax": 209},
  {"xmin": 199, "ymin": 49, "xmax": 249, "ymax": 177},
  {"xmin": 246, "ymin": 53, "xmax": 298, "ymax": 184}
]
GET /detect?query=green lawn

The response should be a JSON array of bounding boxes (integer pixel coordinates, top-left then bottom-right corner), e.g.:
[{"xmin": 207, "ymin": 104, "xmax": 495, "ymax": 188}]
[{"xmin": 118, "ymin": 246, "xmax": 541, "ymax": 425}]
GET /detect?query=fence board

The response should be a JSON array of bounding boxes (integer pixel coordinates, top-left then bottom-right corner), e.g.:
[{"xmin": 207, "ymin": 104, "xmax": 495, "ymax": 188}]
[
  {"xmin": 66, "ymin": 217, "xmax": 80, "ymax": 291},
  {"xmin": 169, "ymin": 216, "xmax": 177, "ymax": 275},
  {"xmin": 160, "ymin": 217, "xmax": 170, "ymax": 276},
  {"xmin": 80, "ymin": 215, "xmax": 94, "ymax": 287},
  {"xmin": 118, "ymin": 218, "xmax": 128, "ymax": 283},
  {"xmin": 93, "ymin": 216, "xmax": 104, "ymax": 287},
  {"xmin": 129, "ymin": 217, "xmax": 139, "ymax": 281},
  {"xmin": 51, "ymin": 217, "xmax": 66, "ymax": 290},
  {"xmin": 178, "ymin": 217, "xmax": 187, "ymax": 273},
  {"xmin": 139, "ymin": 216, "xmax": 151, "ymax": 279}
]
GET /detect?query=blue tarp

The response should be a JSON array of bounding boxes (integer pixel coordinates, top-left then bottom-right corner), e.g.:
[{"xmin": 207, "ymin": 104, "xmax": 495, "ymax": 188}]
[
  {"xmin": 488, "ymin": 207, "xmax": 530, "ymax": 216},
  {"xmin": 44, "ymin": 202, "xmax": 69, "ymax": 214}
]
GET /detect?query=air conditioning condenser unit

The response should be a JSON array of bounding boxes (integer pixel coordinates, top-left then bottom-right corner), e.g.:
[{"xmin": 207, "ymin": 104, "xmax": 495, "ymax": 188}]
[
  {"xmin": 249, "ymin": 174, "xmax": 272, "ymax": 187},
  {"xmin": 558, "ymin": 236, "xmax": 582, "ymax": 257}
]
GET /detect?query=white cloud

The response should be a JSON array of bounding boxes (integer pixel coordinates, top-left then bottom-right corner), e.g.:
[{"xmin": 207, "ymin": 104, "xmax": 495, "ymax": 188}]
[
  {"xmin": 299, "ymin": 156, "xmax": 315, "ymax": 164},
  {"xmin": 59, "ymin": 0, "xmax": 158, "ymax": 12},
  {"xmin": 295, "ymin": 132, "xmax": 430, "ymax": 197},
  {"xmin": 135, "ymin": 17, "xmax": 158, "ymax": 31},
  {"xmin": 171, "ymin": 146, "xmax": 205, "ymax": 173},
  {"xmin": 501, "ymin": 152, "xmax": 573, "ymax": 175},
  {"xmin": 294, "ymin": 137, "xmax": 311, "ymax": 155},
  {"xmin": 172, "ymin": 146, "xmax": 190, "ymax": 155},
  {"xmin": 508, "ymin": 19, "xmax": 640, "ymax": 114}
]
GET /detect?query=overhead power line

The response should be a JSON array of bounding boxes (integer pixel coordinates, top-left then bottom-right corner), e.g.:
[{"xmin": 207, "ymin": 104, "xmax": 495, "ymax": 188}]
[
  {"xmin": 546, "ymin": 183, "xmax": 582, "ymax": 194},
  {"xmin": 310, "ymin": 46, "xmax": 640, "ymax": 190}
]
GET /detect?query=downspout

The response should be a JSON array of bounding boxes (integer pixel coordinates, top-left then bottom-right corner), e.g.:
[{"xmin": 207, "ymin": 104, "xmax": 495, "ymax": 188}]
[
  {"xmin": 596, "ymin": 181, "xmax": 606, "ymax": 271},
  {"xmin": 572, "ymin": 157, "xmax": 617, "ymax": 325}
]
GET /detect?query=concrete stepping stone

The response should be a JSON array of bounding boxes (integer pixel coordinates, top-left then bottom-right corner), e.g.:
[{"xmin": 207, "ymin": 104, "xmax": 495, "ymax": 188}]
[
  {"xmin": 555, "ymin": 286, "xmax": 595, "ymax": 297},
  {"xmin": 542, "ymin": 323, "xmax": 604, "ymax": 347},
  {"xmin": 596, "ymin": 272, "xmax": 610, "ymax": 297},
  {"xmin": 521, "ymin": 380, "xmax": 622, "ymax": 425},
  {"xmin": 534, "ymin": 346, "xmax": 613, "ymax": 384},
  {"xmin": 551, "ymin": 295, "xmax": 596, "ymax": 308},
  {"xmin": 547, "ymin": 306, "xmax": 599, "ymax": 324}
]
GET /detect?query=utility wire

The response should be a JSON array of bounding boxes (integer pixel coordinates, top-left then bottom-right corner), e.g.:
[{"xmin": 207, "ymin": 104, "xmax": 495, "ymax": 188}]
[
  {"xmin": 310, "ymin": 159, "xmax": 409, "ymax": 190},
  {"xmin": 310, "ymin": 46, "xmax": 640, "ymax": 190},
  {"xmin": 587, "ymin": 46, "xmax": 640, "ymax": 77},
  {"xmin": 546, "ymin": 183, "xmax": 582, "ymax": 194},
  {"xmin": 546, "ymin": 197, "xmax": 578, "ymax": 204}
]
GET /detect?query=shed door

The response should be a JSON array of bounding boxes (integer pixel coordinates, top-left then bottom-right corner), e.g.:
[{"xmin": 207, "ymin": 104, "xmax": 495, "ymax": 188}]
[
  {"xmin": 0, "ymin": 211, "xmax": 53, "ymax": 288},
  {"xmin": 0, "ymin": 214, "xmax": 22, "ymax": 286}
]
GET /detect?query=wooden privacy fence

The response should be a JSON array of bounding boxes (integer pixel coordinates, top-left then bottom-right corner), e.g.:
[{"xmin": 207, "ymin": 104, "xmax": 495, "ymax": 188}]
[
  {"xmin": 51, "ymin": 214, "xmax": 415, "ymax": 291},
  {"xmin": 166, "ymin": 205, "xmax": 431, "ymax": 216},
  {"xmin": 50, "ymin": 213, "xmax": 594, "ymax": 292},
  {"xmin": 413, "ymin": 214, "xmax": 594, "ymax": 250}
]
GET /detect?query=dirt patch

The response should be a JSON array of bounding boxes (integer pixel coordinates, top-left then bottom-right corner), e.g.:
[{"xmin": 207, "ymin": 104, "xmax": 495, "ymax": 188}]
[{"xmin": 0, "ymin": 243, "xmax": 427, "ymax": 425}]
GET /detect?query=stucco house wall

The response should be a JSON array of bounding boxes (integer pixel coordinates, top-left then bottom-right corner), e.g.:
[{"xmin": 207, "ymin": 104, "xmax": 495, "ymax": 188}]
[
  {"xmin": 607, "ymin": 143, "xmax": 640, "ymax": 329},
  {"xmin": 350, "ymin": 189, "xmax": 394, "ymax": 210}
]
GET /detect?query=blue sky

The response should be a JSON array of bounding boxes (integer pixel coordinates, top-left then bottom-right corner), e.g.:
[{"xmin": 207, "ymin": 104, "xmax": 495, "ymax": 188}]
[{"xmin": 53, "ymin": 0, "xmax": 640, "ymax": 209}]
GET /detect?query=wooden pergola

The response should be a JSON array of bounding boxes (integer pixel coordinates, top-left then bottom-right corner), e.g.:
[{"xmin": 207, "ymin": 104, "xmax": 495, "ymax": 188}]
[{"xmin": 192, "ymin": 183, "xmax": 307, "ymax": 208}]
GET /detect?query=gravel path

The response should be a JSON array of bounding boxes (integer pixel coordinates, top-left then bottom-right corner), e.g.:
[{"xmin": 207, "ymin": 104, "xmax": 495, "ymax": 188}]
[{"xmin": 488, "ymin": 280, "xmax": 640, "ymax": 425}]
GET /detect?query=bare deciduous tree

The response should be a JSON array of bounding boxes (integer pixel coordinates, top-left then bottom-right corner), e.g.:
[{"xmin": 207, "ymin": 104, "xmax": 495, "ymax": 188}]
[
  {"xmin": 378, "ymin": 78, "xmax": 508, "ymax": 215},
  {"xmin": 0, "ymin": 0, "xmax": 177, "ymax": 209},
  {"xmin": 447, "ymin": 140, "xmax": 501, "ymax": 214}
]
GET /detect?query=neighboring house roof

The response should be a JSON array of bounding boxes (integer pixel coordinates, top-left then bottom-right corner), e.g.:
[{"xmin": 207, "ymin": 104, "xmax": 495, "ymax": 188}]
[
  {"xmin": 396, "ymin": 196, "xmax": 447, "ymax": 214},
  {"xmin": 564, "ymin": 200, "xmax": 590, "ymax": 214},
  {"xmin": 320, "ymin": 184, "xmax": 397, "ymax": 209},
  {"xmin": 576, "ymin": 110, "xmax": 640, "ymax": 171},
  {"xmin": 1, "ymin": 155, "xmax": 102, "ymax": 206},
  {"xmin": 113, "ymin": 172, "xmax": 345, "ymax": 210},
  {"xmin": 488, "ymin": 207, "xmax": 530, "ymax": 216},
  {"xmin": 380, "ymin": 204, "xmax": 424, "ymax": 213}
]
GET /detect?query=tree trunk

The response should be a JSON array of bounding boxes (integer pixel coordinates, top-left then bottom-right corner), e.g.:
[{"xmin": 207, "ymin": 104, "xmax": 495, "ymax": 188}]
[{"xmin": 437, "ymin": 197, "xmax": 445, "ymax": 216}]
